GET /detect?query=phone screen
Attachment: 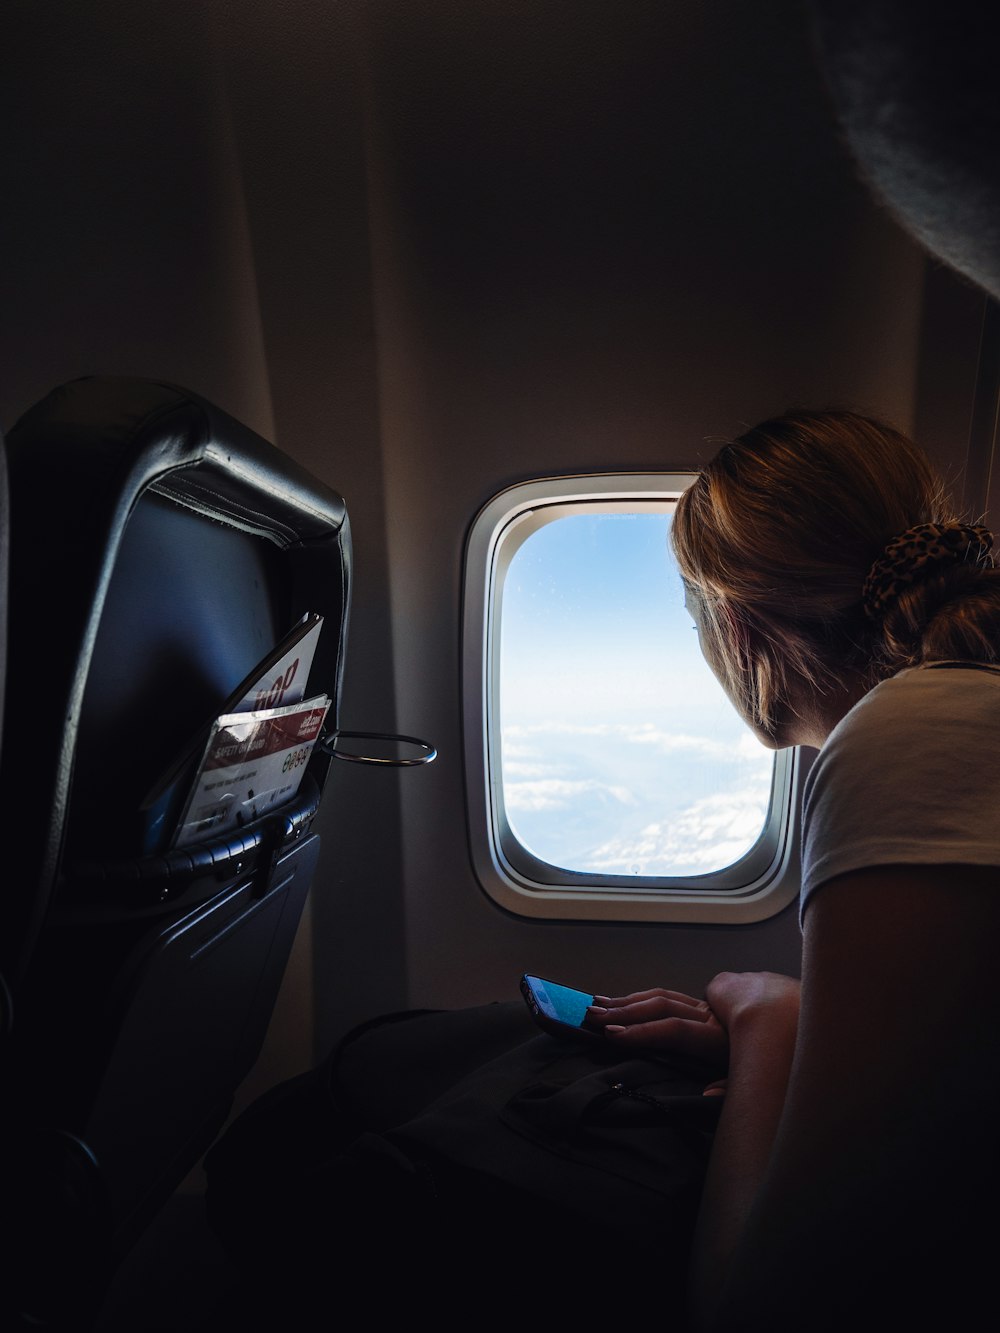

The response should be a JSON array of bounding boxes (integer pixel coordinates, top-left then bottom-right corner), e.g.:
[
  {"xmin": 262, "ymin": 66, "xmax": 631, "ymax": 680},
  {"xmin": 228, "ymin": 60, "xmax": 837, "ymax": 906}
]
[{"xmin": 522, "ymin": 975, "xmax": 595, "ymax": 1031}]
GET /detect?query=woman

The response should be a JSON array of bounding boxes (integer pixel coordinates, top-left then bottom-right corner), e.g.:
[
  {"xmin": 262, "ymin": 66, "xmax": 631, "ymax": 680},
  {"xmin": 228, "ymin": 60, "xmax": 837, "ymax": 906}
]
[{"xmin": 586, "ymin": 410, "xmax": 1000, "ymax": 1329}]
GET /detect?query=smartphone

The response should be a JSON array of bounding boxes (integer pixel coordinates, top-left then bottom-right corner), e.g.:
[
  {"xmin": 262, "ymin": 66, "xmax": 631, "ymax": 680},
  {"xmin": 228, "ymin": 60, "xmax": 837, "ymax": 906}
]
[{"xmin": 520, "ymin": 973, "xmax": 601, "ymax": 1041}]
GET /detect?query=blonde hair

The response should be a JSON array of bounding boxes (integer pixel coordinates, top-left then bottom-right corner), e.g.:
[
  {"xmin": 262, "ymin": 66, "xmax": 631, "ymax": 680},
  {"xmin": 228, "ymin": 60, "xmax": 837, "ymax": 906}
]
[{"xmin": 670, "ymin": 410, "xmax": 1000, "ymax": 737}]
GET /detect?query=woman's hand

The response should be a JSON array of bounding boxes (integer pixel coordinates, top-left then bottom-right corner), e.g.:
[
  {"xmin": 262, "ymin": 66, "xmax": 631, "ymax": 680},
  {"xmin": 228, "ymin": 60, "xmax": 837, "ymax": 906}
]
[
  {"xmin": 586, "ymin": 973, "xmax": 800, "ymax": 1078},
  {"xmin": 586, "ymin": 987, "xmax": 729, "ymax": 1066}
]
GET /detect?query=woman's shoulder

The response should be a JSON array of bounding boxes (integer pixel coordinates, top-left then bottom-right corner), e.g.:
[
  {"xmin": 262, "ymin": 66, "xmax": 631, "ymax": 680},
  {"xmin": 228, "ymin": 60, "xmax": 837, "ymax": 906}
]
[
  {"xmin": 800, "ymin": 662, "xmax": 1000, "ymax": 913},
  {"xmin": 831, "ymin": 660, "xmax": 1000, "ymax": 740},
  {"xmin": 813, "ymin": 661, "xmax": 1000, "ymax": 792}
]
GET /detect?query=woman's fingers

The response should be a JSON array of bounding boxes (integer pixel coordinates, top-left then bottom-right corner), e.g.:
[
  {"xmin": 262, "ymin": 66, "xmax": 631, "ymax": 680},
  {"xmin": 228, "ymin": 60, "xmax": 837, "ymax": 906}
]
[
  {"xmin": 584, "ymin": 985, "xmax": 729, "ymax": 1060},
  {"xmin": 600, "ymin": 1013, "xmax": 729, "ymax": 1060},
  {"xmin": 594, "ymin": 988, "xmax": 703, "ymax": 1010},
  {"xmin": 588, "ymin": 991, "xmax": 714, "ymax": 1028}
]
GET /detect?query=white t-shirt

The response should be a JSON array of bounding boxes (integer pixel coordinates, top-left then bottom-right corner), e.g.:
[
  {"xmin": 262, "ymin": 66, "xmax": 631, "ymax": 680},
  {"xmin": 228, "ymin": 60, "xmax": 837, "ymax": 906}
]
[{"xmin": 800, "ymin": 663, "xmax": 1000, "ymax": 919}]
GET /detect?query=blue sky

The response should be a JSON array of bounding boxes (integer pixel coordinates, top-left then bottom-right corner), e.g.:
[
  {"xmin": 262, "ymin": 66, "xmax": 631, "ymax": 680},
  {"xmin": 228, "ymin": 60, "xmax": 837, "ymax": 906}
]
[{"xmin": 499, "ymin": 509, "xmax": 773, "ymax": 876}]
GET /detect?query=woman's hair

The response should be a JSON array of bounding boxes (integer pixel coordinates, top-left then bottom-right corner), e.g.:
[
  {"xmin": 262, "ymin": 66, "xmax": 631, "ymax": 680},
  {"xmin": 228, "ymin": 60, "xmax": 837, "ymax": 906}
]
[{"xmin": 670, "ymin": 410, "xmax": 1000, "ymax": 737}]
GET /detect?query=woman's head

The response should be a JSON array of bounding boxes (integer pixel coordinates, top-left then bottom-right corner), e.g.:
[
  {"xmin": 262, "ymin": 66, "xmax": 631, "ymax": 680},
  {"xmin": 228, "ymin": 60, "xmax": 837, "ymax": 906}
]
[{"xmin": 670, "ymin": 410, "xmax": 999, "ymax": 744}]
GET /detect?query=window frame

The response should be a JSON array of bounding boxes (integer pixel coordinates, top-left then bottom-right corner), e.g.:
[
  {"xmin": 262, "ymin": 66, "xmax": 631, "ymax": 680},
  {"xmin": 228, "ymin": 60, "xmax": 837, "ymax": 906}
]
[{"xmin": 462, "ymin": 473, "xmax": 809, "ymax": 923}]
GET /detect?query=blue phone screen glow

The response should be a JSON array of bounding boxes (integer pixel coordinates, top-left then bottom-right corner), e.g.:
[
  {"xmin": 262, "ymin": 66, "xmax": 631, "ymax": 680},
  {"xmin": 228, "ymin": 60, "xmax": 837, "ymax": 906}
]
[{"xmin": 529, "ymin": 977, "xmax": 594, "ymax": 1028}]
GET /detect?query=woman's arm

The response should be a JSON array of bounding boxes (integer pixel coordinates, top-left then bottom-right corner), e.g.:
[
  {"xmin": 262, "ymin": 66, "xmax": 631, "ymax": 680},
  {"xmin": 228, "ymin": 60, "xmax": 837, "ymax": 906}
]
[
  {"xmin": 689, "ymin": 862, "xmax": 1000, "ymax": 1331},
  {"xmin": 687, "ymin": 972, "xmax": 799, "ymax": 1310}
]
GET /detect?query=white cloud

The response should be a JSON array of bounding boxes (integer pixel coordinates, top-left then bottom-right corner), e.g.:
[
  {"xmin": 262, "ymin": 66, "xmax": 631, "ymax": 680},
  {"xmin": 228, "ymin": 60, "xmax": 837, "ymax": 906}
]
[
  {"xmin": 503, "ymin": 721, "xmax": 619, "ymax": 739},
  {"xmin": 505, "ymin": 777, "xmax": 637, "ymax": 813},
  {"xmin": 504, "ymin": 719, "xmax": 773, "ymax": 773},
  {"xmin": 498, "ymin": 717, "xmax": 774, "ymax": 874},
  {"xmin": 503, "ymin": 759, "xmax": 555, "ymax": 779},
  {"xmin": 736, "ymin": 731, "xmax": 771, "ymax": 759},
  {"xmin": 499, "ymin": 739, "xmax": 538, "ymax": 758},
  {"xmin": 584, "ymin": 786, "xmax": 770, "ymax": 875},
  {"xmin": 503, "ymin": 719, "xmax": 769, "ymax": 764},
  {"xmin": 624, "ymin": 726, "xmax": 733, "ymax": 761}
]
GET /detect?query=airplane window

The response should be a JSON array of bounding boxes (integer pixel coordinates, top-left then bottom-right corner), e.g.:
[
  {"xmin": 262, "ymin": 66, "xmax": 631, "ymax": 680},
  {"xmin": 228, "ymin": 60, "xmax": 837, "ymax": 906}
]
[
  {"xmin": 463, "ymin": 476, "xmax": 808, "ymax": 923},
  {"xmin": 500, "ymin": 509, "xmax": 773, "ymax": 877}
]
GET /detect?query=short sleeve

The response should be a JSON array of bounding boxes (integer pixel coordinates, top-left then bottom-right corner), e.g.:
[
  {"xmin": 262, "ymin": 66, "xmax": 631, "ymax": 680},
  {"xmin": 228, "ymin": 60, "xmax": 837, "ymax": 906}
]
[{"xmin": 800, "ymin": 667, "xmax": 1000, "ymax": 919}]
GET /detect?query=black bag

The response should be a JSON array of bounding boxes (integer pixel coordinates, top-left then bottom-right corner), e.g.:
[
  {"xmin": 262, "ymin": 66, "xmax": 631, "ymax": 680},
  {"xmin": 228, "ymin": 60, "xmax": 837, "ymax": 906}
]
[{"xmin": 205, "ymin": 1001, "xmax": 721, "ymax": 1323}]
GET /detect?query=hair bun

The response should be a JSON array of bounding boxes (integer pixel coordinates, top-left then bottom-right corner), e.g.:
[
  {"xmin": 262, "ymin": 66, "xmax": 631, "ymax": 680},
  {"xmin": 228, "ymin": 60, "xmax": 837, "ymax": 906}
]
[{"xmin": 862, "ymin": 522, "xmax": 994, "ymax": 621}]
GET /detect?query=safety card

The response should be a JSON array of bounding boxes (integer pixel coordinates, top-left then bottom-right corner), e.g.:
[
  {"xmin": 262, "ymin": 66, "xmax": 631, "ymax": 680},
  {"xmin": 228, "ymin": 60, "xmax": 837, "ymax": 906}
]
[
  {"xmin": 137, "ymin": 612, "xmax": 326, "ymax": 853},
  {"xmin": 171, "ymin": 694, "xmax": 331, "ymax": 850}
]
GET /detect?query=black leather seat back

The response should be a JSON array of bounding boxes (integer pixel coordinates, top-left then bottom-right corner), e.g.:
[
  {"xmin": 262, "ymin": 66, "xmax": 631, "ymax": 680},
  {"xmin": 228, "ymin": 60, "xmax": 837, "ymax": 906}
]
[
  {"xmin": 68, "ymin": 490, "xmax": 290, "ymax": 861},
  {"xmin": 0, "ymin": 377, "xmax": 350, "ymax": 1291}
]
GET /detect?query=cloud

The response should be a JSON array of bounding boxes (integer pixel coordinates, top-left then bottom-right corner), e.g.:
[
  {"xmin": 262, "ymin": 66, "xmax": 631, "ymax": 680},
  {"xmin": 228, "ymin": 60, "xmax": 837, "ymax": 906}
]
[
  {"xmin": 736, "ymin": 731, "xmax": 770, "ymax": 759},
  {"xmin": 498, "ymin": 716, "xmax": 775, "ymax": 875},
  {"xmin": 503, "ymin": 721, "xmax": 618, "ymax": 739},
  {"xmin": 584, "ymin": 786, "xmax": 770, "ymax": 875},
  {"xmin": 505, "ymin": 777, "xmax": 637, "ymax": 813},
  {"xmin": 625, "ymin": 727, "xmax": 733, "ymax": 761},
  {"xmin": 503, "ymin": 719, "xmax": 770, "ymax": 765},
  {"xmin": 503, "ymin": 759, "xmax": 556, "ymax": 779}
]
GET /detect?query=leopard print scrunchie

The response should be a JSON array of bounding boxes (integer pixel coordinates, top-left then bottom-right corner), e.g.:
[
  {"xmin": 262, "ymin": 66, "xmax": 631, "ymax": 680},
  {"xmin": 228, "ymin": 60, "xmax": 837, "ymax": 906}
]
[{"xmin": 861, "ymin": 521, "xmax": 994, "ymax": 620}]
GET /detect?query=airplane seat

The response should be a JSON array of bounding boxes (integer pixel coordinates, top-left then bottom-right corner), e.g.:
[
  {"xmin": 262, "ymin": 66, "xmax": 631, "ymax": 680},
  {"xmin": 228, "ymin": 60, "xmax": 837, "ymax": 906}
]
[{"xmin": 0, "ymin": 376, "xmax": 353, "ymax": 1329}]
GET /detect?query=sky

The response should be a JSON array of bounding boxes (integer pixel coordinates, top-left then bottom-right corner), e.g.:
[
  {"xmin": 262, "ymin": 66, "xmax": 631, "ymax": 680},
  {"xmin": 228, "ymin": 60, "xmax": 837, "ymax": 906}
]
[{"xmin": 499, "ymin": 509, "xmax": 773, "ymax": 877}]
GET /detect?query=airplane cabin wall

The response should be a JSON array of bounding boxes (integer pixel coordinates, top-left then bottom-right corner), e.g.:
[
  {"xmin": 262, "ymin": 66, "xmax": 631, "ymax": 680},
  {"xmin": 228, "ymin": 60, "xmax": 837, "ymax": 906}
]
[{"xmin": 1, "ymin": 1, "xmax": 989, "ymax": 1095}]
